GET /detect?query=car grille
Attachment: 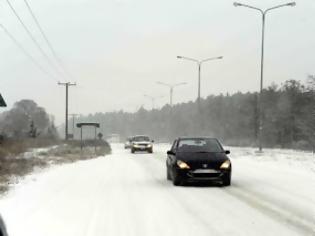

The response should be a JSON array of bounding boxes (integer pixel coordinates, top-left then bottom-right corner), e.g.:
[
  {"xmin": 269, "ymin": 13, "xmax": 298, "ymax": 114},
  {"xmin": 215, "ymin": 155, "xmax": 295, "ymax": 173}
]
[
  {"xmin": 188, "ymin": 172, "xmax": 222, "ymax": 178},
  {"xmin": 188, "ymin": 161, "xmax": 222, "ymax": 170}
]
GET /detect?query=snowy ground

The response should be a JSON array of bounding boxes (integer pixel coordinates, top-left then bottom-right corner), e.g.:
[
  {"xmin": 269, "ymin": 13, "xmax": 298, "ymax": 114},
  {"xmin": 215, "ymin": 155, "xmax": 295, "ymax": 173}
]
[
  {"xmin": 19, "ymin": 145, "xmax": 60, "ymax": 159},
  {"xmin": 0, "ymin": 143, "xmax": 314, "ymax": 236}
]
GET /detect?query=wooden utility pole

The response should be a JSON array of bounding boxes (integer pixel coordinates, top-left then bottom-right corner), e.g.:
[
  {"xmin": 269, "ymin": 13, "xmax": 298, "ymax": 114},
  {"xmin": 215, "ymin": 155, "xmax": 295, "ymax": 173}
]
[{"xmin": 58, "ymin": 82, "xmax": 76, "ymax": 140}]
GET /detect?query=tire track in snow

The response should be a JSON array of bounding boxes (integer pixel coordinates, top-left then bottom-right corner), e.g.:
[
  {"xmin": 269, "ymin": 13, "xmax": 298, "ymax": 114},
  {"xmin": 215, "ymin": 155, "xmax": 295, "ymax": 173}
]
[
  {"xmin": 131, "ymin": 152, "xmax": 301, "ymax": 236},
  {"xmin": 153, "ymin": 148, "xmax": 315, "ymax": 235},
  {"xmin": 130, "ymin": 154, "xmax": 224, "ymax": 236},
  {"xmin": 146, "ymin": 149, "xmax": 315, "ymax": 235},
  {"xmin": 225, "ymin": 183, "xmax": 315, "ymax": 236}
]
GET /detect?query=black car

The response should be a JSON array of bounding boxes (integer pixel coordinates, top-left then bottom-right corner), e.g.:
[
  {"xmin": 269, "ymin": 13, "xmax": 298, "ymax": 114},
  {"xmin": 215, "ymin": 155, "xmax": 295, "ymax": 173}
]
[
  {"xmin": 166, "ymin": 137, "xmax": 231, "ymax": 186},
  {"xmin": 0, "ymin": 215, "xmax": 8, "ymax": 236}
]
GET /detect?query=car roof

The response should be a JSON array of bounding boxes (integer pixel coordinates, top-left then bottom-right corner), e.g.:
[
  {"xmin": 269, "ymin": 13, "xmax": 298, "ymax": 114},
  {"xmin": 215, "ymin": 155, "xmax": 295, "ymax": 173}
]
[{"xmin": 177, "ymin": 137, "xmax": 218, "ymax": 140}]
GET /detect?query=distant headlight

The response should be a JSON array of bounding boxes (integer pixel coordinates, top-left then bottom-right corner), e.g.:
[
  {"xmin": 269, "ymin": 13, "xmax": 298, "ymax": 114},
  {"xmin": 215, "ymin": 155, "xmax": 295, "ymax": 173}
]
[
  {"xmin": 220, "ymin": 160, "xmax": 231, "ymax": 169},
  {"xmin": 147, "ymin": 144, "xmax": 152, "ymax": 147},
  {"xmin": 177, "ymin": 160, "xmax": 190, "ymax": 169},
  {"xmin": 133, "ymin": 144, "xmax": 140, "ymax": 148}
]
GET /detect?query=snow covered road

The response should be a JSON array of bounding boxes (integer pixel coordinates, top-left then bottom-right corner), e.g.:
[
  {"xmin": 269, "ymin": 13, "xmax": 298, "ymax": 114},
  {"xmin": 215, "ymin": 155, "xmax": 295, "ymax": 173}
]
[{"xmin": 0, "ymin": 144, "xmax": 314, "ymax": 236}]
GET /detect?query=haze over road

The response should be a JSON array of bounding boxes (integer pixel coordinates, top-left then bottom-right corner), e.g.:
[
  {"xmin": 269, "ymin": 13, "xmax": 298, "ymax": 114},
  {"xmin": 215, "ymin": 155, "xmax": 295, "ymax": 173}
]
[{"xmin": 0, "ymin": 144, "xmax": 314, "ymax": 236}]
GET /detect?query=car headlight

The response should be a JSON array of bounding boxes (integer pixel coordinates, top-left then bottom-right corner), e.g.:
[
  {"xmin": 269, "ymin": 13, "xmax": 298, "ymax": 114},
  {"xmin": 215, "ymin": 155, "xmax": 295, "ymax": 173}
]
[
  {"xmin": 133, "ymin": 144, "xmax": 139, "ymax": 147},
  {"xmin": 147, "ymin": 144, "xmax": 152, "ymax": 147},
  {"xmin": 177, "ymin": 160, "xmax": 190, "ymax": 169},
  {"xmin": 220, "ymin": 160, "xmax": 231, "ymax": 169}
]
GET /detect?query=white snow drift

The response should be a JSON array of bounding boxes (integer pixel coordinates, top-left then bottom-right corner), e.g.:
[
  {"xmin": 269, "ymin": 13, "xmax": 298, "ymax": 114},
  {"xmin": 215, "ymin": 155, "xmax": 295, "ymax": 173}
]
[{"xmin": 0, "ymin": 144, "xmax": 314, "ymax": 236}]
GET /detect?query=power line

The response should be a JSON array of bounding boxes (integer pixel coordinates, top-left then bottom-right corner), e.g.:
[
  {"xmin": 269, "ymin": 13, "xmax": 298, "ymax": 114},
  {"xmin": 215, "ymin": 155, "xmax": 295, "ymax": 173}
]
[
  {"xmin": 5, "ymin": 0, "xmax": 66, "ymax": 81},
  {"xmin": 22, "ymin": 0, "xmax": 74, "ymax": 80},
  {"xmin": 0, "ymin": 23, "xmax": 58, "ymax": 82}
]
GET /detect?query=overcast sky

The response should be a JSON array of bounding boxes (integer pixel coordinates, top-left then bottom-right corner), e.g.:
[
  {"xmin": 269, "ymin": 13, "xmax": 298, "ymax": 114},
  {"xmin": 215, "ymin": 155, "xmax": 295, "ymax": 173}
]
[{"xmin": 0, "ymin": 0, "xmax": 314, "ymax": 125}]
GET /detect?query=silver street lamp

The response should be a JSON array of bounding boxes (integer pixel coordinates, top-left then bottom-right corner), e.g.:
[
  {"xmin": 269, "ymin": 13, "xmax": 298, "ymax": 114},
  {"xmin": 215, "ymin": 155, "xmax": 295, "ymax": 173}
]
[
  {"xmin": 234, "ymin": 1, "xmax": 296, "ymax": 152},
  {"xmin": 177, "ymin": 55, "xmax": 223, "ymax": 106},
  {"xmin": 144, "ymin": 94, "xmax": 164, "ymax": 110},
  {"xmin": 156, "ymin": 81, "xmax": 187, "ymax": 106}
]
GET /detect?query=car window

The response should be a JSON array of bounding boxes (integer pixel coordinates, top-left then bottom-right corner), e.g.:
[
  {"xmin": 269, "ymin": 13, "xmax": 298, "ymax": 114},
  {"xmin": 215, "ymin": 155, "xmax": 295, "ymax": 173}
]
[
  {"xmin": 177, "ymin": 138, "xmax": 223, "ymax": 153},
  {"xmin": 133, "ymin": 136, "xmax": 150, "ymax": 142}
]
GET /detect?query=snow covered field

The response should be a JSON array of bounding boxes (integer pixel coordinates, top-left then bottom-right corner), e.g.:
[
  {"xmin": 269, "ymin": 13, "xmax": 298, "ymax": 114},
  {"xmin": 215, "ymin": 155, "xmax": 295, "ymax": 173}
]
[{"xmin": 0, "ymin": 143, "xmax": 314, "ymax": 236}]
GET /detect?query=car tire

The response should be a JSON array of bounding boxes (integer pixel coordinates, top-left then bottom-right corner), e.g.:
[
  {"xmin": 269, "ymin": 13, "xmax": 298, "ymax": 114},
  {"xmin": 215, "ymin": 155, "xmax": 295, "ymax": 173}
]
[
  {"xmin": 131, "ymin": 148, "xmax": 135, "ymax": 154},
  {"xmin": 173, "ymin": 176, "xmax": 181, "ymax": 186},
  {"xmin": 222, "ymin": 173, "xmax": 231, "ymax": 186},
  {"xmin": 172, "ymin": 172, "xmax": 182, "ymax": 186},
  {"xmin": 148, "ymin": 148, "xmax": 153, "ymax": 153}
]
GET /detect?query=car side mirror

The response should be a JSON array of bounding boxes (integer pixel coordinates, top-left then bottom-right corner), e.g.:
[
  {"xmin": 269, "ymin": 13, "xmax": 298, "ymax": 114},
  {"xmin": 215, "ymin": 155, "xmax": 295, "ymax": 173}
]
[
  {"xmin": 225, "ymin": 150, "xmax": 230, "ymax": 155},
  {"xmin": 167, "ymin": 150, "xmax": 174, "ymax": 155}
]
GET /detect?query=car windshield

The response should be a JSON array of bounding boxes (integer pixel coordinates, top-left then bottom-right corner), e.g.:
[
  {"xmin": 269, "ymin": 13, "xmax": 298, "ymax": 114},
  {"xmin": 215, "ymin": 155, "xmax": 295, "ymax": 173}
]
[
  {"xmin": 177, "ymin": 138, "xmax": 223, "ymax": 153},
  {"xmin": 133, "ymin": 136, "xmax": 150, "ymax": 142}
]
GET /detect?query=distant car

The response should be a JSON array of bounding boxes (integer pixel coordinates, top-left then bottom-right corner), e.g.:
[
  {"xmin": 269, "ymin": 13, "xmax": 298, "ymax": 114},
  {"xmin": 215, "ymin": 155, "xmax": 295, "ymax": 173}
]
[
  {"xmin": 166, "ymin": 137, "xmax": 231, "ymax": 186},
  {"xmin": 124, "ymin": 137, "xmax": 133, "ymax": 149},
  {"xmin": 131, "ymin": 135, "xmax": 154, "ymax": 153}
]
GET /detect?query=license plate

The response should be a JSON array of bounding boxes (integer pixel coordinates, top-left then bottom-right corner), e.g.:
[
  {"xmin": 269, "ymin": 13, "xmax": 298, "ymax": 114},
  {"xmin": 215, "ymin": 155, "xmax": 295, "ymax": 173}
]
[{"xmin": 193, "ymin": 169, "xmax": 219, "ymax": 174}]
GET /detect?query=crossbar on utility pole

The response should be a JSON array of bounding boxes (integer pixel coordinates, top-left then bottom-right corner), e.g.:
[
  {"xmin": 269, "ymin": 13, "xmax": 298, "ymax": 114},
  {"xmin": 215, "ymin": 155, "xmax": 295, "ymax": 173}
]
[{"xmin": 58, "ymin": 82, "xmax": 76, "ymax": 140}]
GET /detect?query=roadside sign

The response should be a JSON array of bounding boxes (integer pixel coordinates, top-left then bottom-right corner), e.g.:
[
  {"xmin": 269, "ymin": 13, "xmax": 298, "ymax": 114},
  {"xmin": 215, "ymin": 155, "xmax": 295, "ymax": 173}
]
[
  {"xmin": 0, "ymin": 94, "xmax": 6, "ymax": 107},
  {"xmin": 98, "ymin": 132, "xmax": 103, "ymax": 140}
]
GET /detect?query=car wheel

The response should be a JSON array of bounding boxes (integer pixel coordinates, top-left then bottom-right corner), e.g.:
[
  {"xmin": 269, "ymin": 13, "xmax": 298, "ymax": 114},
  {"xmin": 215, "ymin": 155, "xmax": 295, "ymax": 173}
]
[
  {"xmin": 148, "ymin": 148, "xmax": 153, "ymax": 153},
  {"xmin": 131, "ymin": 148, "xmax": 135, "ymax": 154},
  {"xmin": 173, "ymin": 176, "xmax": 181, "ymax": 186},
  {"xmin": 222, "ymin": 173, "xmax": 231, "ymax": 186},
  {"xmin": 172, "ymin": 171, "xmax": 182, "ymax": 186}
]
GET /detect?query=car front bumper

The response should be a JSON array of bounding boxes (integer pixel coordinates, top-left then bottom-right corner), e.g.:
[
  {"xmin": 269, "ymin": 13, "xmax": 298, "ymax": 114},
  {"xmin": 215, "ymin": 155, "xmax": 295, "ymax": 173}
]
[
  {"xmin": 176, "ymin": 168, "xmax": 231, "ymax": 182},
  {"xmin": 132, "ymin": 146, "xmax": 153, "ymax": 151}
]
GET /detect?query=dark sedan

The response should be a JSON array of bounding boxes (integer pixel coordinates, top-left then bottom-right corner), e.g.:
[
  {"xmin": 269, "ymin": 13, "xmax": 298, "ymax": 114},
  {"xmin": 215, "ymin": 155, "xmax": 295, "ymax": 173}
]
[
  {"xmin": 166, "ymin": 137, "xmax": 231, "ymax": 186},
  {"xmin": 0, "ymin": 214, "xmax": 8, "ymax": 236}
]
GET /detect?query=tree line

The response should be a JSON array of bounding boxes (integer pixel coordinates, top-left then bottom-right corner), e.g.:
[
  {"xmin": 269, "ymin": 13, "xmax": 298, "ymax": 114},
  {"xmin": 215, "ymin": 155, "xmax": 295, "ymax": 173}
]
[
  {"xmin": 0, "ymin": 99, "xmax": 58, "ymax": 140},
  {"xmin": 76, "ymin": 78, "xmax": 315, "ymax": 150}
]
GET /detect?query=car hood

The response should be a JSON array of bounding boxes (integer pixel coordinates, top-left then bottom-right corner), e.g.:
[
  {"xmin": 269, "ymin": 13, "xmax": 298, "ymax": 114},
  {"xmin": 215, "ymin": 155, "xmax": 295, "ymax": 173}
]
[{"xmin": 176, "ymin": 152, "xmax": 230, "ymax": 169}]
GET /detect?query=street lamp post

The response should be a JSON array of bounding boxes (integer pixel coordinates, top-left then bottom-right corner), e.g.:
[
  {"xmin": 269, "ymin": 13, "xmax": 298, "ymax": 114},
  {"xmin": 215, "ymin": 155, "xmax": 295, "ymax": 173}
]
[
  {"xmin": 156, "ymin": 81, "xmax": 187, "ymax": 106},
  {"xmin": 144, "ymin": 94, "xmax": 164, "ymax": 110},
  {"xmin": 177, "ymin": 56, "xmax": 223, "ymax": 106},
  {"xmin": 234, "ymin": 1, "xmax": 296, "ymax": 152}
]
